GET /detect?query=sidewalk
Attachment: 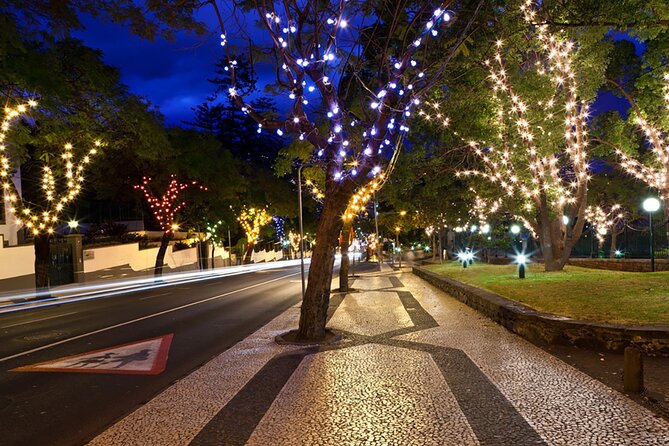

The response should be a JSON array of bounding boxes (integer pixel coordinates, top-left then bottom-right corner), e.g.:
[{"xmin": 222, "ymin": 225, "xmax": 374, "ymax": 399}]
[{"xmin": 88, "ymin": 267, "xmax": 669, "ymax": 445}]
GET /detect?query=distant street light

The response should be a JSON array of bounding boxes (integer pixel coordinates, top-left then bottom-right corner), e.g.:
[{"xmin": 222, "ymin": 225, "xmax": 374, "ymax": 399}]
[
  {"xmin": 68, "ymin": 220, "xmax": 79, "ymax": 230},
  {"xmin": 481, "ymin": 224, "xmax": 490, "ymax": 234},
  {"xmin": 643, "ymin": 197, "xmax": 661, "ymax": 272},
  {"xmin": 562, "ymin": 215, "xmax": 569, "ymax": 225},
  {"xmin": 510, "ymin": 224, "xmax": 521, "ymax": 235}
]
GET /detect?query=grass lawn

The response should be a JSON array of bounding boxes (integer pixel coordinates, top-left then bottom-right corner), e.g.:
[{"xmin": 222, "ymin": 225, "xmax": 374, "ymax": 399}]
[{"xmin": 424, "ymin": 262, "xmax": 669, "ymax": 325}]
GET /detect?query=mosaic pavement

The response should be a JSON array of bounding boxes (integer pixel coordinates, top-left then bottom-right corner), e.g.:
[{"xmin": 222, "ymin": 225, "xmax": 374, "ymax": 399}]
[{"xmin": 88, "ymin": 269, "xmax": 669, "ymax": 446}]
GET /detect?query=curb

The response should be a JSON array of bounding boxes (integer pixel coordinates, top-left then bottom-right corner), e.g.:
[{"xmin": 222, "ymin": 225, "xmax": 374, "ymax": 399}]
[{"xmin": 412, "ymin": 266, "xmax": 669, "ymax": 356}]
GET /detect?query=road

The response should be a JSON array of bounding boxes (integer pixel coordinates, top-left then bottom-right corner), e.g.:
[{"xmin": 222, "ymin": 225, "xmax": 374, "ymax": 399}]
[{"xmin": 0, "ymin": 261, "xmax": 342, "ymax": 446}]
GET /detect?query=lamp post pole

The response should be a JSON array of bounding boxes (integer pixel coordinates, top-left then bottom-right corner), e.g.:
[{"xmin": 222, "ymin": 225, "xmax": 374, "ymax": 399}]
[
  {"xmin": 650, "ymin": 211, "xmax": 655, "ymax": 272},
  {"xmin": 373, "ymin": 193, "xmax": 382, "ymax": 271},
  {"xmin": 395, "ymin": 228, "xmax": 402, "ymax": 269},
  {"xmin": 643, "ymin": 197, "xmax": 661, "ymax": 273},
  {"xmin": 297, "ymin": 164, "xmax": 307, "ymax": 301}
]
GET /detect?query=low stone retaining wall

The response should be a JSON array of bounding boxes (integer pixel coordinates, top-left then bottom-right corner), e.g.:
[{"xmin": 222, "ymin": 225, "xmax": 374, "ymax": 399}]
[
  {"xmin": 568, "ymin": 258, "xmax": 669, "ymax": 272},
  {"xmin": 413, "ymin": 266, "xmax": 669, "ymax": 356}
]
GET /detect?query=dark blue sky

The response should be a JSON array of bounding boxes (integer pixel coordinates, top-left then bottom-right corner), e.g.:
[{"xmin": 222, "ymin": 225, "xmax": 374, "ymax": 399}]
[
  {"xmin": 73, "ymin": 12, "xmax": 640, "ymax": 126},
  {"xmin": 73, "ymin": 9, "xmax": 279, "ymax": 125}
]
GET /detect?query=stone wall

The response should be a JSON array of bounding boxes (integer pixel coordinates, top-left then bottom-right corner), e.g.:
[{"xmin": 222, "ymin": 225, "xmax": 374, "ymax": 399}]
[
  {"xmin": 412, "ymin": 266, "xmax": 669, "ymax": 356},
  {"xmin": 568, "ymin": 258, "xmax": 669, "ymax": 272}
]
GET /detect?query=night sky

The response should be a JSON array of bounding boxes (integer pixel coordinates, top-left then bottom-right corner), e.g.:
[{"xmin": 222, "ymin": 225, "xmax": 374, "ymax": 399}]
[
  {"xmin": 73, "ymin": 9, "xmax": 277, "ymax": 126},
  {"xmin": 72, "ymin": 11, "xmax": 639, "ymax": 126}
]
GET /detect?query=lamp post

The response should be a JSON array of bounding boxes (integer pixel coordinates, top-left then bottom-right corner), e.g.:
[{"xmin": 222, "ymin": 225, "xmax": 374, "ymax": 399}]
[
  {"xmin": 297, "ymin": 163, "xmax": 312, "ymax": 301},
  {"xmin": 395, "ymin": 226, "xmax": 402, "ymax": 269},
  {"xmin": 643, "ymin": 197, "xmax": 661, "ymax": 272},
  {"xmin": 373, "ymin": 193, "xmax": 382, "ymax": 271}
]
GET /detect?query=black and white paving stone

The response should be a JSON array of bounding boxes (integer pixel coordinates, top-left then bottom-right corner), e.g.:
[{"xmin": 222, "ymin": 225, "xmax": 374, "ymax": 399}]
[{"xmin": 88, "ymin": 269, "xmax": 669, "ymax": 446}]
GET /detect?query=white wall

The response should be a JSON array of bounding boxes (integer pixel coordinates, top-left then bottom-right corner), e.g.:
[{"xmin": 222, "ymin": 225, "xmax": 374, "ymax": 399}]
[
  {"xmin": 0, "ymin": 237, "xmax": 34, "ymax": 279},
  {"xmin": 83, "ymin": 242, "xmax": 233, "ymax": 273}
]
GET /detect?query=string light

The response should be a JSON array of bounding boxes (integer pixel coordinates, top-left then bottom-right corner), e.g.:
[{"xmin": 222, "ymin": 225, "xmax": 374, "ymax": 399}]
[
  {"xmin": 213, "ymin": 1, "xmax": 458, "ymax": 212},
  {"xmin": 134, "ymin": 175, "xmax": 207, "ymax": 234},
  {"xmin": 1, "ymin": 100, "xmax": 102, "ymax": 235},
  {"xmin": 584, "ymin": 204, "xmax": 625, "ymax": 245},
  {"xmin": 237, "ymin": 207, "xmax": 273, "ymax": 244},
  {"xmin": 614, "ymin": 73, "xmax": 669, "ymax": 201},
  {"xmin": 420, "ymin": 1, "xmax": 589, "ymax": 240}
]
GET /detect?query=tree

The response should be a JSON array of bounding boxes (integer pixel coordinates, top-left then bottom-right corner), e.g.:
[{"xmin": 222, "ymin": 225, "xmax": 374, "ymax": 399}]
[
  {"xmin": 444, "ymin": 3, "xmax": 597, "ymax": 271},
  {"xmin": 1, "ymin": 100, "xmax": 102, "ymax": 292},
  {"xmin": 584, "ymin": 204, "xmax": 626, "ymax": 255},
  {"xmin": 134, "ymin": 175, "xmax": 207, "ymax": 276},
  {"xmin": 210, "ymin": 0, "xmax": 485, "ymax": 340},
  {"xmin": 237, "ymin": 207, "xmax": 273, "ymax": 263}
]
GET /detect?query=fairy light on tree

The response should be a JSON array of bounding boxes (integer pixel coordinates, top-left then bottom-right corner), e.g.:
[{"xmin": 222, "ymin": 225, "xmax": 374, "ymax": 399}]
[
  {"xmin": 423, "ymin": 1, "xmax": 591, "ymax": 271},
  {"xmin": 1, "ymin": 100, "xmax": 102, "ymax": 292},
  {"xmin": 237, "ymin": 207, "xmax": 273, "ymax": 264},
  {"xmin": 210, "ymin": 0, "xmax": 482, "ymax": 340},
  {"xmin": 596, "ymin": 73, "xmax": 669, "ymax": 245},
  {"xmin": 134, "ymin": 175, "xmax": 207, "ymax": 277},
  {"xmin": 584, "ymin": 204, "xmax": 625, "ymax": 251}
]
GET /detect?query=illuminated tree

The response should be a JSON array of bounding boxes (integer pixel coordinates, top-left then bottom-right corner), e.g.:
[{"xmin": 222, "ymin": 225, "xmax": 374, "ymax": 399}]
[
  {"xmin": 584, "ymin": 204, "xmax": 625, "ymax": 252},
  {"xmin": 602, "ymin": 74, "xmax": 669, "ymax": 230},
  {"xmin": 427, "ymin": 1, "xmax": 593, "ymax": 271},
  {"xmin": 210, "ymin": 0, "xmax": 483, "ymax": 340},
  {"xmin": 134, "ymin": 175, "xmax": 207, "ymax": 276},
  {"xmin": 237, "ymin": 207, "xmax": 273, "ymax": 264},
  {"xmin": 1, "ymin": 100, "xmax": 102, "ymax": 292}
]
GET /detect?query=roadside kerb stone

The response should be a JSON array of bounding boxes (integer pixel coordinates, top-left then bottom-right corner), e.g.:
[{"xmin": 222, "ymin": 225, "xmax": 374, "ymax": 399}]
[{"xmin": 412, "ymin": 266, "xmax": 669, "ymax": 356}]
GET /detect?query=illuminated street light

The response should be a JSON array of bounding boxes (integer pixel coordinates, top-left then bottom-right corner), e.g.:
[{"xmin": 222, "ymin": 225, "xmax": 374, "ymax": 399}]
[
  {"xmin": 562, "ymin": 215, "xmax": 569, "ymax": 225},
  {"xmin": 68, "ymin": 220, "xmax": 79, "ymax": 230},
  {"xmin": 510, "ymin": 224, "xmax": 521, "ymax": 235},
  {"xmin": 643, "ymin": 197, "xmax": 661, "ymax": 272},
  {"xmin": 481, "ymin": 224, "xmax": 490, "ymax": 234}
]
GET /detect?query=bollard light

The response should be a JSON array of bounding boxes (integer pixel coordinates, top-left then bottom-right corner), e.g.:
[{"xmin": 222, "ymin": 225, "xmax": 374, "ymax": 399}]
[{"xmin": 515, "ymin": 253, "xmax": 528, "ymax": 279}]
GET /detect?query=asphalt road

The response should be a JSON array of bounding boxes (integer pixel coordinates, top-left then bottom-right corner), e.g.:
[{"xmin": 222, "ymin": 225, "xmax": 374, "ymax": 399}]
[{"xmin": 0, "ymin": 263, "xmax": 315, "ymax": 446}]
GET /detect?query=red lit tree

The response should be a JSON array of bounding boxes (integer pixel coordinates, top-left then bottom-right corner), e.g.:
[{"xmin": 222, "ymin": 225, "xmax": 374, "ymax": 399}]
[{"xmin": 134, "ymin": 175, "xmax": 207, "ymax": 276}]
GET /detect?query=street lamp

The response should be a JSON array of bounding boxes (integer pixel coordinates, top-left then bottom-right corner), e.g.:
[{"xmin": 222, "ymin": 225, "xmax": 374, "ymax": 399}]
[
  {"xmin": 643, "ymin": 197, "xmax": 661, "ymax": 272},
  {"xmin": 510, "ymin": 224, "xmax": 521, "ymax": 235}
]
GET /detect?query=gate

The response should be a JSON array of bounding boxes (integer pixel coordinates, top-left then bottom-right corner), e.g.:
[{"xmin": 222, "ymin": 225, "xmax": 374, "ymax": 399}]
[{"xmin": 49, "ymin": 239, "xmax": 74, "ymax": 286}]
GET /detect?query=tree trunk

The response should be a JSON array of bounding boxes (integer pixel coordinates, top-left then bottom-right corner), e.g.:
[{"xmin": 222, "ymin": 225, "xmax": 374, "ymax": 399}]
[
  {"xmin": 432, "ymin": 232, "xmax": 436, "ymax": 262},
  {"xmin": 610, "ymin": 231, "xmax": 619, "ymax": 258},
  {"xmin": 243, "ymin": 241, "xmax": 255, "ymax": 264},
  {"xmin": 155, "ymin": 232, "xmax": 171, "ymax": 277},
  {"xmin": 211, "ymin": 244, "xmax": 216, "ymax": 268},
  {"xmin": 296, "ymin": 190, "xmax": 349, "ymax": 341},
  {"xmin": 339, "ymin": 219, "xmax": 352, "ymax": 292},
  {"xmin": 34, "ymin": 233, "xmax": 51, "ymax": 295}
]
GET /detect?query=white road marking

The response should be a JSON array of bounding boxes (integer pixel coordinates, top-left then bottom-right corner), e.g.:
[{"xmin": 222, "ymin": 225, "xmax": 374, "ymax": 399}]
[
  {"xmin": 0, "ymin": 273, "xmax": 299, "ymax": 363},
  {"xmin": 139, "ymin": 292, "xmax": 170, "ymax": 301},
  {"xmin": 1, "ymin": 312, "xmax": 78, "ymax": 329}
]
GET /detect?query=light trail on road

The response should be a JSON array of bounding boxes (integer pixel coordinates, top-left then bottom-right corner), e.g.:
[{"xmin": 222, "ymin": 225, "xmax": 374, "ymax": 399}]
[
  {"xmin": 0, "ymin": 272, "xmax": 300, "ymax": 363},
  {"xmin": 0, "ymin": 259, "xmax": 311, "ymax": 314}
]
